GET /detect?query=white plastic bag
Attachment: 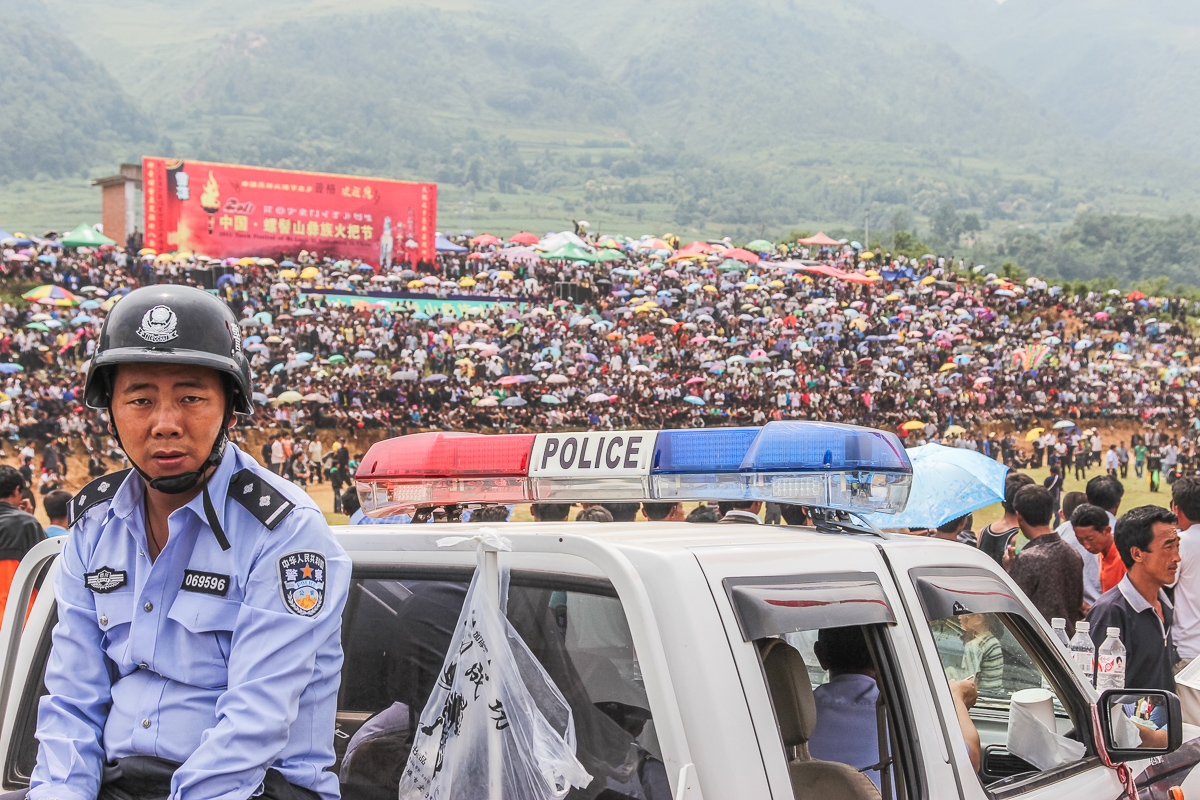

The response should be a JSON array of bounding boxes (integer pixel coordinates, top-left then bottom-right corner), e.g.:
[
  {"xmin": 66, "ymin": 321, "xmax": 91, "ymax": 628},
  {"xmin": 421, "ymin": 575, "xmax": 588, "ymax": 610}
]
[{"xmin": 398, "ymin": 533, "xmax": 592, "ymax": 799}]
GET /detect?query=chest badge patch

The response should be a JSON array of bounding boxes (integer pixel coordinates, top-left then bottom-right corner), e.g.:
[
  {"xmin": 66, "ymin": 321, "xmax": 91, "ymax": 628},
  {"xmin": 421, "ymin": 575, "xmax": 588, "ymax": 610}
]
[
  {"xmin": 85, "ymin": 566, "xmax": 127, "ymax": 593},
  {"xmin": 278, "ymin": 551, "xmax": 326, "ymax": 617}
]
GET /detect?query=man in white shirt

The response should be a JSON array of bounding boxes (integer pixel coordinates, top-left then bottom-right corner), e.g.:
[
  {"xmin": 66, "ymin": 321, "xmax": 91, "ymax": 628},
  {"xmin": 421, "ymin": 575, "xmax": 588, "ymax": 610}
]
[
  {"xmin": 1171, "ymin": 476, "xmax": 1200, "ymax": 724},
  {"xmin": 1105, "ymin": 445, "xmax": 1120, "ymax": 476}
]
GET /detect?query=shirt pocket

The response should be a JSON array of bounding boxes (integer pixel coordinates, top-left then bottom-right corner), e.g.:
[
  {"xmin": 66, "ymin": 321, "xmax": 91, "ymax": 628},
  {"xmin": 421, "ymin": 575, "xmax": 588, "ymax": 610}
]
[
  {"xmin": 94, "ymin": 591, "xmax": 136, "ymax": 663},
  {"xmin": 165, "ymin": 592, "xmax": 241, "ymax": 689}
]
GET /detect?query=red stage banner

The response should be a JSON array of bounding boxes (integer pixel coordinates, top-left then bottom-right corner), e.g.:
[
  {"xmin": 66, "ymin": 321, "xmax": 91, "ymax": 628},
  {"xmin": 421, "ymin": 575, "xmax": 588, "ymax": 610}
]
[{"xmin": 142, "ymin": 157, "xmax": 437, "ymax": 264}]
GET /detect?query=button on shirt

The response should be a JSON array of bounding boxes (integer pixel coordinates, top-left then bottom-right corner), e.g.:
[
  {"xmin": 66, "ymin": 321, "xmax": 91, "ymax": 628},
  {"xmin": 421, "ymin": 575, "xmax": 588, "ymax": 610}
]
[
  {"xmin": 1086, "ymin": 575, "xmax": 1177, "ymax": 692},
  {"xmin": 29, "ymin": 444, "xmax": 351, "ymax": 800}
]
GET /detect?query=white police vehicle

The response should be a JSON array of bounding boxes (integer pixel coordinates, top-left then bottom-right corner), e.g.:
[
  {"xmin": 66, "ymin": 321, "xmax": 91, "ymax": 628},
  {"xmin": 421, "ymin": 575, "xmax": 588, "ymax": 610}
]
[{"xmin": 0, "ymin": 421, "xmax": 1195, "ymax": 800}]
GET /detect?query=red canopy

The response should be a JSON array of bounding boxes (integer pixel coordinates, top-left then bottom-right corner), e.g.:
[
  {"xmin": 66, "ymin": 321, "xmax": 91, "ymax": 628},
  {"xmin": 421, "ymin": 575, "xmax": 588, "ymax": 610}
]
[
  {"xmin": 722, "ymin": 248, "xmax": 760, "ymax": 263},
  {"xmin": 797, "ymin": 232, "xmax": 841, "ymax": 247},
  {"xmin": 509, "ymin": 232, "xmax": 539, "ymax": 244},
  {"xmin": 471, "ymin": 234, "xmax": 501, "ymax": 246}
]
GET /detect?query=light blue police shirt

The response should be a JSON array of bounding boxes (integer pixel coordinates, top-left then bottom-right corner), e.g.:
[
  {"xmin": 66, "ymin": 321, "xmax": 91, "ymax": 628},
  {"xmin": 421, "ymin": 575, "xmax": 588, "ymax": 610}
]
[{"xmin": 29, "ymin": 443, "xmax": 351, "ymax": 800}]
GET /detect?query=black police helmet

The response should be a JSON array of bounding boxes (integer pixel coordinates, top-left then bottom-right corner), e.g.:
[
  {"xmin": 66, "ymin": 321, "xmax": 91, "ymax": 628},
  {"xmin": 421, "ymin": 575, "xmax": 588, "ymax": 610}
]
[{"xmin": 84, "ymin": 285, "xmax": 253, "ymax": 414}]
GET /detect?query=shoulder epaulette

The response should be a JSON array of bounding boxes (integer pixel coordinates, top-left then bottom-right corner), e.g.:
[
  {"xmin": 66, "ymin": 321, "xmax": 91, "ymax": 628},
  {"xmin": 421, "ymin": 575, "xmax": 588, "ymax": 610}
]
[
  {"xmin": 69, "ymin": 469, "xmax": 131, "ymax": 527},
  {"xmin": 229, "ymin": 469, "xmax": 296, "ymax": 531}
]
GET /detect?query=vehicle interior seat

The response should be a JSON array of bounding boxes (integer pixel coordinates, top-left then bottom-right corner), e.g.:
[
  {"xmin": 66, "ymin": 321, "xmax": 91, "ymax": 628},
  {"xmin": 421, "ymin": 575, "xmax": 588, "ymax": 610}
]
[{"xmin": 758, "ymin": 638, "xmax": 882, "ymax": 800}]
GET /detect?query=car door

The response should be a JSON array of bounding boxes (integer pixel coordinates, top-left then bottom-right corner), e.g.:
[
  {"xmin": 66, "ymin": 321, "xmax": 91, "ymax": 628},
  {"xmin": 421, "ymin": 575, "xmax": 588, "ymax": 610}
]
[
  {"xmin": 881, "ymin": 537, "xmax": 1127, "ymax": 800},
  {"xmin": 692, "ymin": 537, "xmax": 966, "ymax": 800},
  {"xmin": 0, "ymin": 536, "xmax": 64, "ymax": 792}
]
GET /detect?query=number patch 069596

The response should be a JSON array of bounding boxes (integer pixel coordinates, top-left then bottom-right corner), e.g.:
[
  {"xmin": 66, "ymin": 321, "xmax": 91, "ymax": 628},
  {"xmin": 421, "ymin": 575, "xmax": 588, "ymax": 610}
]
[{"xmin": 181, "ymin": 569, "xmax": 230, "ymax": 597}]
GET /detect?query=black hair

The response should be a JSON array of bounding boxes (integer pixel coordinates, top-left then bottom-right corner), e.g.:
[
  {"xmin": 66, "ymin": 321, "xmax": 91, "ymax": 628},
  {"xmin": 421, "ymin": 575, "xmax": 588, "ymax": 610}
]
[
  {"xmin": 0, "ymin": 466, "xmax": 24, "ymax": 500},
  {"xmin": 780, "ymin": 504, "xmax": 811, "ymax": 525},
  {"xmin": 600, "ymin": 502, "xmax": 640, "ymax": 522},
  {"xmin": 717, "ymin": 500, "xmax": 755, "ymax": 515},
  {"xmin": 1173, "ymin": 476, "xmax": 1200, "ymax": 522},
  {"xmin": 686, "ymin": 505, "xmax": 721, "ymax": 523},
  {"xmin": 470, "ymin": 504, "xmax": 510, "ymax": 523},
  {"xmin": 1086, "ymin": 475, "xmax": 1125, "ymax": 513},
  {"xmin": 532, "ymin": 503, "xmax": 572, "ymax": 522},
  {"xmin": 1061, "ymin": 491, "xmax": 1088, "ymax": 521},
  {"xmin": 1002, "ymin": 472, "xmax": 1036, "ymax": 514},
  {"xmin": 641, "ymin": 502, "xmax": 678, "ymax": 521},
  {"xmin": 937, "ymin": 513, "xmax": 970, "ymax": 535},
  {"xmin": 1114, "ymin": 505, "xmax": 1178, "ymax": 569},
  {"xmin": 816, "ymin": 626, "xmax": 874, "ymax": 671},
  {"xmin": 577, "ymin": 505, "xmax": 614, "ymax": 523},
  {"xmin": 340, "ymin": 487, "xmax": 360, "ymax": 516},
  {"xmin": 1070, "ymin": 503, "xmax": 1110, "ymax": 533},
  {"xmin": 43, "ymin": 489, "xmax": 71, "ymax": 522},
  {"xmin": 1013, "ymin": 484, "xmax": 1053, "ymax": 527}
]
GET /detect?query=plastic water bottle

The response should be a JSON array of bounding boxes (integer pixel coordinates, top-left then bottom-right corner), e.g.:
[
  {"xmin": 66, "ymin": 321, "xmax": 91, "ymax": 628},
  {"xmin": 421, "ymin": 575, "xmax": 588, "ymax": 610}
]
[
  {"xmin": 1069, "ymin": 620, "xmax": 1096, "ymax": 685},
  {"xmin": 1096, "ymin": 627, "xmax": 1126, "ymax": 691},
  {"xmin": 1051, "ymin": 617, "xmax": 1070, "ymax": 649}
]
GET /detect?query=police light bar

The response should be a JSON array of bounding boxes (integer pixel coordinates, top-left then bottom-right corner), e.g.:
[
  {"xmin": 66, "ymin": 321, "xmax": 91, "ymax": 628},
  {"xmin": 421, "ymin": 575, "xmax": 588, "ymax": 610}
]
[{"xmin": 355, "ymin": 422, "xmax": 913, "ymax": 518}]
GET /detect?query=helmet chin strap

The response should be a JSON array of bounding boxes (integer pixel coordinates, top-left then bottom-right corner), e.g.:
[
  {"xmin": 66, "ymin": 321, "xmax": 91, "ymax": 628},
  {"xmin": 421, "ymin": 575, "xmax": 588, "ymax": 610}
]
[{"xmin": 110, "ymin": 401, "xmax": 234, "ymax": 551}]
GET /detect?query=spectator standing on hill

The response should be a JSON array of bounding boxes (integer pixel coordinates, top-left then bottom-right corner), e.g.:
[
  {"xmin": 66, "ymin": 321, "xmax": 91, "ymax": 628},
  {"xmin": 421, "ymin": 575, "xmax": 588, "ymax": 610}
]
[
  {"xmin": 1171, "ymin": 477, "xmax": 1200, "ymax": 723},
  {"xmin": 1005, "ymin": 485, "xmax": 1084, "ymax": 631},
  {"xmin": 0, "ymin": 465, "xmax": 44, "ymax": 620},
  {"xmin": 1086, "ymin": 505, "xmax": 1180, "ymax": 692},
  {"xmin": 978, "ymin": 472, "xmax": 1035, "ymax": 565},
  {"xmin": 1043, "ymin": 465, "xmax": 1064, "ymax": 524},
  {"xmin": 1057, "ymin": 491, "xmax": 1100, "ymax": 608},
  {"xmin": 1117, "ymin": 440, "xmax": 1130, "ymax": 479},
  {"xmin": 1149, "ymin": 447, "xmax": 1164, "ymax": 492},
  {"xmin": 1135, "ymin": 439, "xmax": 1149, "ymax": 479}
]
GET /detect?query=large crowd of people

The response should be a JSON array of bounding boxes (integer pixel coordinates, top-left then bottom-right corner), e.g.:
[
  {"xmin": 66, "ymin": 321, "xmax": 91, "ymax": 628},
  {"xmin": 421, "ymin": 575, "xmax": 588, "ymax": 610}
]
[{"xmin": 1, "ymin": 225, "xmax": 1198, "ymax": 489}]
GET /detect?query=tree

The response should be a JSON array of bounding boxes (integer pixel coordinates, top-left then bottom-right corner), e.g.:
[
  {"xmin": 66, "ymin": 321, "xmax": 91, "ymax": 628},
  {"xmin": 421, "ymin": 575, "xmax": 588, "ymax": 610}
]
[{"xmin": 931, "ymin": 203, "xmax": 962, "ymax": 248}]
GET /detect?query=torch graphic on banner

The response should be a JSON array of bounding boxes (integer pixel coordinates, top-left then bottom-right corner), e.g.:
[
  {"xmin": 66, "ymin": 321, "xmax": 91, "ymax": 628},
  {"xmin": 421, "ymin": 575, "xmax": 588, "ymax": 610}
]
[{"xmin": 200, "ymin": 171, "xmax": 221, "ymax": 234}]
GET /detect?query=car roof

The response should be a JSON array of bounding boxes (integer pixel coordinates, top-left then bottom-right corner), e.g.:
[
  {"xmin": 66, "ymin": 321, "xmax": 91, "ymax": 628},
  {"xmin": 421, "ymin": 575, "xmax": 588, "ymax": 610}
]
[{"xmin": 332, "ymin": 520, "xmax": 890, "ymax": 554}]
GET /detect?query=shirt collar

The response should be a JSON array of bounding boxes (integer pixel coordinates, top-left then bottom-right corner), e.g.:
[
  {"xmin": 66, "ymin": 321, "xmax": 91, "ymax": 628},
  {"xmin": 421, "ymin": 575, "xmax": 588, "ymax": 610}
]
[{"xmin": 1116, "ymin": 574, "xmax": 1173, "ymax": 613}]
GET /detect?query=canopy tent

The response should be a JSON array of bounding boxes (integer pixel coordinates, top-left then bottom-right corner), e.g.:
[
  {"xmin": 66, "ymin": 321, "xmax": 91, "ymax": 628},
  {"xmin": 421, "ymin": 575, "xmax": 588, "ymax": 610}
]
[
  {"xmin": 796, "ymin": 232, "xmax": 840, "ymax": 247},
  {"xmin": 434, "ymin": 234, "xmax": 468, "ymax": 253},
  {"xmin": 61, "ymin": 223, "xmax": 116, "ymax": 248},
  {"xmin": 0, "ymin": 230, "xmax": 13, "ymax": 242},
  {"xmin": 540, "ymin": 242, "xmax": 600, "ymax": 263}
]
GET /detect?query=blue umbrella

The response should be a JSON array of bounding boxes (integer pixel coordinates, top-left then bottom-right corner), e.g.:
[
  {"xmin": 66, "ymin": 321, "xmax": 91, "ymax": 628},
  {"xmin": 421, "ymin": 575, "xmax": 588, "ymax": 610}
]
[
  {"xmin": 295, "ymin": 352, "xmax": 314, "ymax": 362},
  {"xmin": 243, "ymin": 335, "xmax": 263, "ymax": 345},
  {"xmin": 500, "ymin": 396, "xmax": 527, "ymax": 407},
  {"xmin": 270, "ymin": 363, "xmax": 286, "ymax": 374},
  {"xmin": 424, "ymin": 374, "xmax": 448, "ymax": 382},
  {"xmin": 355, "ymin": 350, "xmax": 376, "ymax": 359},
  {"xmin": 684, "ymin": 396, "xmax": 705, "ymax": 405},
  {"xmin": 862, "ymin": 444, "xmax": 1008, "ymax": 530},
  {"xmin": 539, "ymin": 395, "xmax": 561, "ymax": 404},
  {"xmin": 0, "ymin": 363, "xmax": 23, "ymax": 373},
  {"xmin": 79, "ymin": 300, "xmax": 101, "ymax": 310}
]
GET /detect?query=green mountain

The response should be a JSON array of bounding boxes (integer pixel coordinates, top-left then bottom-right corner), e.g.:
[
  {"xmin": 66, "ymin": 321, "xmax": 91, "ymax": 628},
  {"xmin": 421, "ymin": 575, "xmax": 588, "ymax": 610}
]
[
  {"xmin": 0, "ymin": 18, "xmax": 150, "ymax": 180},
  {"xmin": 6, "ymin": 0, "xmax": 1200, "ymax": 253},
  {"xmin": 860, "ymin": 0, "xmax": 1200, "ymax": 165}
]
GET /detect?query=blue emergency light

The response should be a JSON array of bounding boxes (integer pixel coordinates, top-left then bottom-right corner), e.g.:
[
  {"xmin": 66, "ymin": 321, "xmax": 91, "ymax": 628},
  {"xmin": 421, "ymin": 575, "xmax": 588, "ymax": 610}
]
[{"xmin": 356, "ymin": 421, "xmax": 914, "ymax": 517}]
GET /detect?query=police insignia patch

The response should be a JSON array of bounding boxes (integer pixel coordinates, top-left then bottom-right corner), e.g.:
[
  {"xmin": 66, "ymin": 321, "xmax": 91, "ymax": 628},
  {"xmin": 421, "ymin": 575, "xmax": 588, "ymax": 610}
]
[
  {"xmin": 278, "ymin": 551, "xmax": 326, "ymax": 617},
  {"xmin": 85, "ymin": 566, "xmax": 127, "ymax": 593}
]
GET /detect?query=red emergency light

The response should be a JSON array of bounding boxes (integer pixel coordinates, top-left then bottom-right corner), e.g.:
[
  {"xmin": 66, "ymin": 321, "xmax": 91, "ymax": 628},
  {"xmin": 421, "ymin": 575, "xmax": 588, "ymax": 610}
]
[{"xmin": 355, "ymin": 432, "xmax": 536, "ymax": 515}]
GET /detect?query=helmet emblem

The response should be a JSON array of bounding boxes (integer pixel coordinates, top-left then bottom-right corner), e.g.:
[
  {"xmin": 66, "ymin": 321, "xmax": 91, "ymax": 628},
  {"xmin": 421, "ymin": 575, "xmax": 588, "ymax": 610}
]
[{"xmin": 137, "ymin": 305, "xmax": 179, "ymax": 343}]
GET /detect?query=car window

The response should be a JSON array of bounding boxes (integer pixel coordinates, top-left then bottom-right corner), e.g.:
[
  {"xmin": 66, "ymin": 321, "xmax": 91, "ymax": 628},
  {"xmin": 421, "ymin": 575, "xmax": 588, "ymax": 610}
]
[
  {"xmin": 911, "ymin": 567, "xmax": 1092, "ymax": 789},
  {"xmin": 338, "ymin": 569, "xmax": 666, "ymax": 800},
  {"xmin": 760, "ymin": 624, "xmax": 914, "ymax": 800}
]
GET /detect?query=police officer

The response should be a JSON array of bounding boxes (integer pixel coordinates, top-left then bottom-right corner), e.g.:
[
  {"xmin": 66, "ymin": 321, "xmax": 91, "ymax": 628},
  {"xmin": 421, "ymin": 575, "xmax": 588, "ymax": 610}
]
[{"xmin": 22, "ymin": 286, "xmax": 350, "ymax": 800}]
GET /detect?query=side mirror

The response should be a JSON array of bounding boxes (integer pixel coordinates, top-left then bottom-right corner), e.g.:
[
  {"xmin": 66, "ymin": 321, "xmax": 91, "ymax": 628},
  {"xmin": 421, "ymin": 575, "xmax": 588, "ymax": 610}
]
[{"xmin": 1097, "ymin": 688, "xmax": 1182, "ymax": 762}]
